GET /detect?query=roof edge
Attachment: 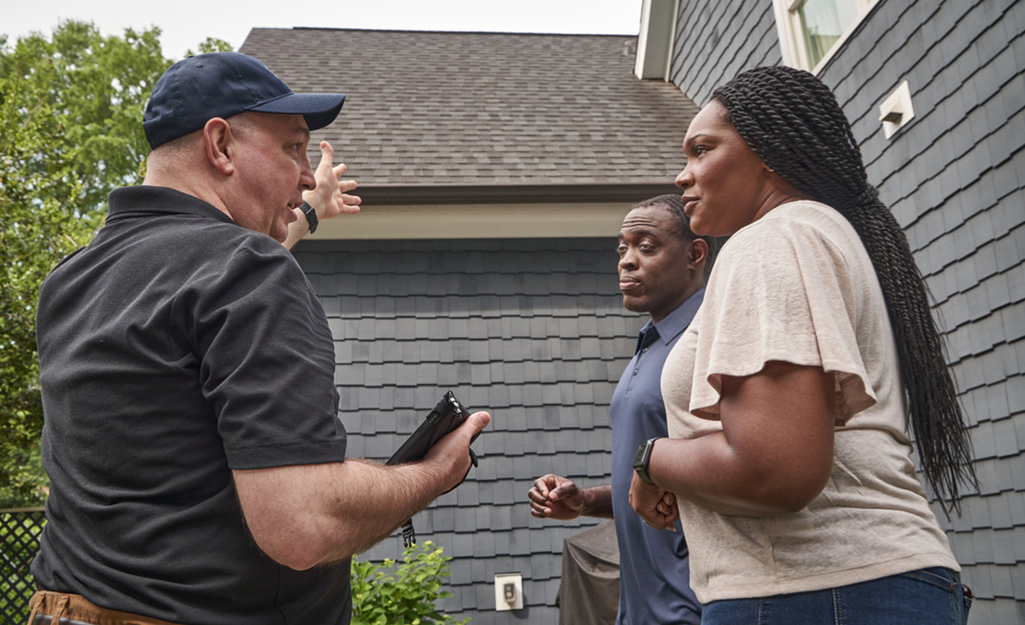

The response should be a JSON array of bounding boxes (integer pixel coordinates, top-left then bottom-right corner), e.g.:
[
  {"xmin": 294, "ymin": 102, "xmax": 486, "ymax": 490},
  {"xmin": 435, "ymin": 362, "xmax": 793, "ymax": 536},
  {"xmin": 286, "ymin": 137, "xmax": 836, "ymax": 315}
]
[
  {"xmin": 354, "ymin": 182, "xmax": 682, "ymax": 205},
  {"xmin": 289, "ymin": 26, "xmax": 638, "ymax": 37}
]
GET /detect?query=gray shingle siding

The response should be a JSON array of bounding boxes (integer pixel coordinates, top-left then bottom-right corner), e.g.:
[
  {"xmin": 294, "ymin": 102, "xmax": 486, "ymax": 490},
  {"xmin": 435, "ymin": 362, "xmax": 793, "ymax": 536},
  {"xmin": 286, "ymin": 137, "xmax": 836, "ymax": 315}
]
[
  {"xmin": 822, "ymin": 1, "xmax": 1025, "ymax": 618},
  {"xmin": 669, "ymin": 0, "xmax": 1025, "ymax": 621},
  {"xmin": 250, "ymin": 4, "xmax": 1023, "ymax": 618},
  {"xmin": 670, "ymin": 0, "xmax": 781, "ymax": 108},
  {"xmin": 294, "ymin": 238, "xmax": 643, "ymax": 622}
]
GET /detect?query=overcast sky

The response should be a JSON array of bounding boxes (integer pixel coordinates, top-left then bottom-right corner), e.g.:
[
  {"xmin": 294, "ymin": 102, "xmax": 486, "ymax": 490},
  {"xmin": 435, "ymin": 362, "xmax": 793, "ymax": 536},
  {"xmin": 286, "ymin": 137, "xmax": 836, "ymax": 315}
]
[{"xmin": 3, "ymin": 0, "xmax": 645, "ymax": 59}]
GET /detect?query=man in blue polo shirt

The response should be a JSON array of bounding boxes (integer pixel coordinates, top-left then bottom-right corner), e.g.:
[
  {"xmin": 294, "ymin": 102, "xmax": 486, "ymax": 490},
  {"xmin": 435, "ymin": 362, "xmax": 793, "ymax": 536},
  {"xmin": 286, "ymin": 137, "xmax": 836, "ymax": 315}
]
[{"xmin": 528, "ymin": 194, "xmax": 708, "ymax": 624}]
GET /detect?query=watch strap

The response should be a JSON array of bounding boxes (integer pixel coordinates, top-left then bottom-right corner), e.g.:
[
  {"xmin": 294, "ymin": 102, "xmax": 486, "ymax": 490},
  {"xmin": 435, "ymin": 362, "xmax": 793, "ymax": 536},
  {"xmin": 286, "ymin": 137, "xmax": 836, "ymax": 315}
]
[
  {"xmin": 299, "ymin": 201, "xmax": 319, "ymax": 234},
  {"xmin": 634, "ymin": 437, "xmax": 661, "ymax": 485}
]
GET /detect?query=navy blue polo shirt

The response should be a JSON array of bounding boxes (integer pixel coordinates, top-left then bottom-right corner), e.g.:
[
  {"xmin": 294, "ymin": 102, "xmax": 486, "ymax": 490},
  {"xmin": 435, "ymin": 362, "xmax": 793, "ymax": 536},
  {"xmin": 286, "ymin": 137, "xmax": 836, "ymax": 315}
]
[
  {"xmin": 609, "ymin": 290, "xmax": 704, "ymax": 625},
  {"xmin": 33, "ymin": 186, "xmax": 349, "ymax": 624}
]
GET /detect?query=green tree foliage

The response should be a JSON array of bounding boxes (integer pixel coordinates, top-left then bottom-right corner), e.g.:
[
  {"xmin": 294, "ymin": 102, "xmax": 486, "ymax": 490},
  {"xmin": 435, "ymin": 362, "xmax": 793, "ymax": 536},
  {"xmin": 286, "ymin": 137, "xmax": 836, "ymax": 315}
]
[
  {"xmin": 187, "ymin": 37, "xmax": 236, "ymax": 56},
  {"xmin": 0, "ymin": 22, "xmax": 232, "ymax": 506},
  {"xmin": 351, "ymin": 542, "xmax": 471, "ymax": 625},
  {"xmin": 1, "ymin": 22, "xmax": 170, "ymax": 220}
]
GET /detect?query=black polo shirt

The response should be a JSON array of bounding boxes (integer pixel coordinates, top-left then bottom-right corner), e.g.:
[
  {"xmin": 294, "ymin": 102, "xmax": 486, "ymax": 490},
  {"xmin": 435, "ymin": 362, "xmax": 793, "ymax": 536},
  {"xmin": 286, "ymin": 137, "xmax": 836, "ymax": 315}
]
[{"xmin": 33, "ymin": 186, "xmax": 350, "ymax": 624}]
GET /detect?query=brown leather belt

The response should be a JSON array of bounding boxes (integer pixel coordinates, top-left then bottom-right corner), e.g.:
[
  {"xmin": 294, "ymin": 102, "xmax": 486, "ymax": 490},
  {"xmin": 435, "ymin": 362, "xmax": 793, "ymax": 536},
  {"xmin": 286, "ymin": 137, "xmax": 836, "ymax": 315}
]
[
  {"xmin": 32, "ymin": 617, "xmax": 94, "ymax": 625},
  {"xmin": 28, "ymin": 591, "xmax": 182, "ymax": 625}
]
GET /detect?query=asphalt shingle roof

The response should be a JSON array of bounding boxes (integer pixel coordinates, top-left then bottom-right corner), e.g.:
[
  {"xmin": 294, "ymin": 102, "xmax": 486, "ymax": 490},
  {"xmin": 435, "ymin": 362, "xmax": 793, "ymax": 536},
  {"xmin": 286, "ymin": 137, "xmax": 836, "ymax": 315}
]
[{"xmin": 240, "ymin": 28, "xmax": 698, "ymax": 187}]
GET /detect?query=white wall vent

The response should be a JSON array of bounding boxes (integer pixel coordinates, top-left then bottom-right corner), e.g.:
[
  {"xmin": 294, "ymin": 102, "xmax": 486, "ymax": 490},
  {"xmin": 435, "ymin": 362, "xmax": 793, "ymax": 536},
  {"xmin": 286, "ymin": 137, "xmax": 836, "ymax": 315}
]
[{"xmin": 879, "ymin": 80, "xmax": 915, "ymax": 139}]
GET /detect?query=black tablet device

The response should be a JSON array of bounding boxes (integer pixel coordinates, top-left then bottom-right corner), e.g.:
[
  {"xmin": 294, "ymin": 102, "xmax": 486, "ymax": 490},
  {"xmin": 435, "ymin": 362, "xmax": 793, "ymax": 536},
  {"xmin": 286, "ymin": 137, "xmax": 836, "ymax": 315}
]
[
  {"xmin": 387, "ymin": 391, "xmax": 479, "ymax": 547},
  {"xmin": 386, "ymin": 391, "xmax": 474, "ymax": 466}
]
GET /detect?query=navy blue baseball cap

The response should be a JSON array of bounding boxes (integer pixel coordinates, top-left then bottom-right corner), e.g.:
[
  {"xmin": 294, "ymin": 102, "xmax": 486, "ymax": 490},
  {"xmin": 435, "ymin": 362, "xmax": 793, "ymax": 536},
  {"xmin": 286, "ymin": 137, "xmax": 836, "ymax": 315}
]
[{"xmin": 143, "ymin": 52, "xmax": 345, "ymax": 149}]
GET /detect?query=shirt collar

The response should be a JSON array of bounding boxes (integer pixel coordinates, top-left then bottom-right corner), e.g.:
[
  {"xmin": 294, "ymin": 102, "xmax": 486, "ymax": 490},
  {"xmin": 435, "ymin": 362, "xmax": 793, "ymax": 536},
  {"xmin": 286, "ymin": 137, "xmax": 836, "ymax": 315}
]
[
  {"xmin": 640, "ymin": 287, "xmax": 705, "ymax": 350},
  {"xmin": 106, "ymin": 186, "xmax": 236, "ymax": 226}
]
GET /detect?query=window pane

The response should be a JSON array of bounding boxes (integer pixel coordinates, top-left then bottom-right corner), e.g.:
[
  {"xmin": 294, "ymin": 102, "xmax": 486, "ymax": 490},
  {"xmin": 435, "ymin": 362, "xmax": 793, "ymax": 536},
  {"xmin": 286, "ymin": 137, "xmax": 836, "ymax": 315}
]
[{"xmin": 797, "ymin": 0, "xmax": 858, "ymax": 67}]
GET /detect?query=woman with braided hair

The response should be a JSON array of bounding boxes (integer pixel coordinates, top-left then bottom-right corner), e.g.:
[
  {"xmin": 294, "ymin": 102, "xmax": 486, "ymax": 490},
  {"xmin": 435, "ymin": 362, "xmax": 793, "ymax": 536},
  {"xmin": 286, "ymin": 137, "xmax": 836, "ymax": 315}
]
[{"xmin": 629, "ymin": 65, "xmax": 975, "ymax": 624}]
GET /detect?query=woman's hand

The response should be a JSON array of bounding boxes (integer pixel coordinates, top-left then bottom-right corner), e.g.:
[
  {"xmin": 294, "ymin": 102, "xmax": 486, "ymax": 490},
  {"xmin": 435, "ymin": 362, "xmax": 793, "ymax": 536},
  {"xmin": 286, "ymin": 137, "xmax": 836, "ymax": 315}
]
[{"xmin": 629, "ymin": 472, "xmax": 678, "ymax": 531}]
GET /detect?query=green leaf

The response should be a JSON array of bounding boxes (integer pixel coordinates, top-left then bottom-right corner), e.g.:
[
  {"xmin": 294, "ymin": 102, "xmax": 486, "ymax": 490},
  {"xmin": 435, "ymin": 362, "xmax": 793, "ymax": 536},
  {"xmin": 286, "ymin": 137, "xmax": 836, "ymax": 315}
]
[
  {"xmin": 0, "ymin": 21, "xmax": 247, "ymax": 506},
  {"xmin": 349, "ymin": 542, "xmax": 467, "ymax": 624}
]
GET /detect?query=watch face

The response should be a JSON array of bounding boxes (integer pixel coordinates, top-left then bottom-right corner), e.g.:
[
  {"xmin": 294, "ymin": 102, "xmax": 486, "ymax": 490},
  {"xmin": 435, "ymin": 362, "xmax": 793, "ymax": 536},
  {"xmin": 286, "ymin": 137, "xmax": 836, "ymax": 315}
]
[
  {"xmin": 633, "ymin": 439, "xmax": 651, "ymax": 468},
  {"xmin": 633, "ymin": 438, "xmax": 658, "ymax": 485}
]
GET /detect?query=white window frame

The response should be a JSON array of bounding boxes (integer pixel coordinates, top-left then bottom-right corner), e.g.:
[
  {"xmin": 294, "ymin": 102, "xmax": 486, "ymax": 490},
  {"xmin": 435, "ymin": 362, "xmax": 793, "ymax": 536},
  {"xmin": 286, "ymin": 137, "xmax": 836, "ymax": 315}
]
[{"xmin": 772, "ymin": 0, "xmax": 882, "ymax": 73}]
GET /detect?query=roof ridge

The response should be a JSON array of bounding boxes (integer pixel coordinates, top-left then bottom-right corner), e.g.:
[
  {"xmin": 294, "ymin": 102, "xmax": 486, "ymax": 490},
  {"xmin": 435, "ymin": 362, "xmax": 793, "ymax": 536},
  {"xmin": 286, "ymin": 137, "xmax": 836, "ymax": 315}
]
[{"xmin": 279, "ymin": 26, "xmax": 637, "ymax": 37}]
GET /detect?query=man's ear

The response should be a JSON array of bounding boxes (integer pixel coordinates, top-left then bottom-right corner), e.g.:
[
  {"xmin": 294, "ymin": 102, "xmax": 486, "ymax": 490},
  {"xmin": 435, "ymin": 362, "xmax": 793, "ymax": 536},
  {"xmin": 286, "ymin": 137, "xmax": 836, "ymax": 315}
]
[
  {"xmin": 203, "ymin": 118, "xmax": 235, "ymax": 176},
  {"xmin": 689, "ymin": 237, "xmax": 709, "ymax": 268}
]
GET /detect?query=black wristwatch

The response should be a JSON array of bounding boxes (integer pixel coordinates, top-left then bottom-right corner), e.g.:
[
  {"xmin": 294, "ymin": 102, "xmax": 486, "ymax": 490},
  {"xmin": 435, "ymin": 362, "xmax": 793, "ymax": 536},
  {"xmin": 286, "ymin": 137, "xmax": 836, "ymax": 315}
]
[
  {"xmin": 633, "ymin": 437, "xmax": 662, "ymax": 485},
  {"xmin": 299, "ymin": 201, "xmax": 319, "ymax": 234}
]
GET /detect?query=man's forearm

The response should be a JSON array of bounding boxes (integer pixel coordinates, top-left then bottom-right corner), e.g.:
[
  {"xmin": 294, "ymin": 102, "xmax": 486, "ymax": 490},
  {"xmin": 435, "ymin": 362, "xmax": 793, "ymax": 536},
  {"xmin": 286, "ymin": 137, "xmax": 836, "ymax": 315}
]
[
  {"xmin": 237, "ymin": 408, "xmax": 487, "ymax": 570},
  {"xmin": 581, "ymin": 485, "xmax": 614, "ymax": 518},
  {"xmin": 234, "ymin": 457, "xmax": 453, "ymax": 570},
  {"xmin": 283, "ymin": 206, "xmax": 311, "ymax": 250}
]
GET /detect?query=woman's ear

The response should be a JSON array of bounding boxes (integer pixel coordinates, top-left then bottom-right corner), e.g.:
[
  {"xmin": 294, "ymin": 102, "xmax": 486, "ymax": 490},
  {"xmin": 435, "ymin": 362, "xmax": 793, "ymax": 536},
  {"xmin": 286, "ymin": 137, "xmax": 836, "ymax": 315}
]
[{"xmin": 203, "ymin": 117, "xmax": 235, "ymax": 176}]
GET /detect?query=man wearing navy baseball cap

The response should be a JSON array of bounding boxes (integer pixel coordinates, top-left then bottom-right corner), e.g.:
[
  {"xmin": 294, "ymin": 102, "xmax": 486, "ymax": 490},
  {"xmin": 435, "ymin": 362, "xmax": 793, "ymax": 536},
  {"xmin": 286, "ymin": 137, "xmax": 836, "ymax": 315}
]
[{"xmin": 30, "ymin": 52, "xmax": 490, "ymax": 625}]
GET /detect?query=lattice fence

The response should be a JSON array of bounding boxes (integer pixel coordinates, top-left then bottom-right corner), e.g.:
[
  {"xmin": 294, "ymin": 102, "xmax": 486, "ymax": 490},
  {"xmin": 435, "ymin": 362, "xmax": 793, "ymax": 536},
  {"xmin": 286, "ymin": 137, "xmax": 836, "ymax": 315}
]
[{"xmin": 1, "ymin": 508, "xmax": 44, "ymax": 625}]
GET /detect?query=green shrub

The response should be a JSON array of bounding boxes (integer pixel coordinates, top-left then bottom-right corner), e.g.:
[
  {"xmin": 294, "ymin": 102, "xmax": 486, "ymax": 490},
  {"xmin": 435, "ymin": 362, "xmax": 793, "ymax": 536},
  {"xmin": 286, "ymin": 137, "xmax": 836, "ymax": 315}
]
[{"xmin": 350, "ymin": 541, "xmax": 469, "ymax": 625}]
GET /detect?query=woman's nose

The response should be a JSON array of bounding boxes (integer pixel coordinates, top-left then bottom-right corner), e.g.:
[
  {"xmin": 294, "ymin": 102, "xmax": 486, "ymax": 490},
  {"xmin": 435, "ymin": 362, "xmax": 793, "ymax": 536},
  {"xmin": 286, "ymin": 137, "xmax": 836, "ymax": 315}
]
[{"xmin": 675, "ymin": 167, "xmax": 690, "ymax": 189}]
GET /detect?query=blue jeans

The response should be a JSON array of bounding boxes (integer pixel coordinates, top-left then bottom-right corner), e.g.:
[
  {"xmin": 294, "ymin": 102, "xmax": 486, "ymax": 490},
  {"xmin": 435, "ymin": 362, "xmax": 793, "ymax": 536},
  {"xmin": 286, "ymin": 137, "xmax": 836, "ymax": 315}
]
[{"xmin": 702, "ymin": 567, "xmax": 971, "ymax": 625}]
